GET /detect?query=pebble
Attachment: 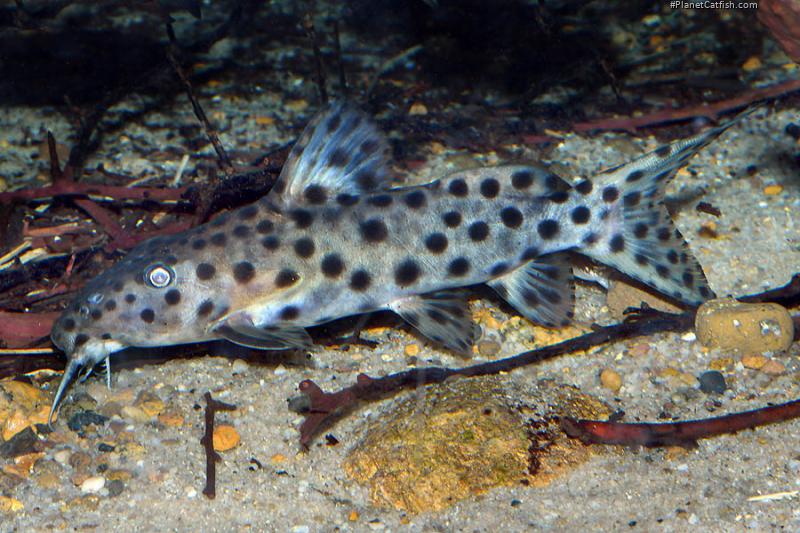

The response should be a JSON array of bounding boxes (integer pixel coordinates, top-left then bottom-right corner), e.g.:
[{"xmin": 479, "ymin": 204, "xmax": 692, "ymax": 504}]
[
  {"xmin": 599, "ymin": 368, "xmax": 622, "ymax": 392},
  {"xmin": 106, "ymin": 479, "xmax": 125, "ymax": 497},
  {"xmin": 67, "ymin": 411, "xmax": 108, "ymax": 432},
  {"xmin": 742, "ymin": 354, "xmax": 768, "ymax": 369},
  {"xmin": 134, "ymin": 391, "xmax": 166, "ymax": 417},
  {"xmin": 698, "ymin": 371, "xmax": 727, "ymax": 394},
  {"xmin": 121, "ymin": 405, "xmax": 151, "ymax": 423},
  {"xmin": 53, "ymin": 449, "xmax": 71, "ymax": 466},
  {"xmin": 695, "ymin": 299, "xmax": 794, "ymax": 354},
  {"xmin": 763, "ymin": 185, "xmax": 783, "ymax": 195},
  {"xmin": 760, "ymin": 359, "xmax": 786, "ymax": 375},
  {"xmin": 404, "ymin": 344, "xmax": 420, "ymax": 357},
  {"xmin": 212, "ymin": 425, "xmax": 240, "ymax": 451},
  {"xmin": 408, "ymin": 102, "xmax": 428, "ymax": 115},
  {"xmin": 477, "ymin": 339, "xmax": 501, "ymax": 357},
  {"xmin": 291, "ymin": 526, "xmax": 310, "ymax": 533},
  {"xmin": 0, "ymin": 496, "xmax": 23, "ymax": 513},
  {"xmin": 80, "ymin": 476, "xmax": 105, "ymax": 493},
  {"xmin": 231, "ymin": 359, "xmax": 250, "ymax": 374}
]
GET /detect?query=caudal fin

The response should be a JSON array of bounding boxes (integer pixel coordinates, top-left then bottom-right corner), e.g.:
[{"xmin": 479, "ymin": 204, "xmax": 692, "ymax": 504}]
[{"xmin": 579, "ymin": 107, "xmax": 759, "ymax": 305}]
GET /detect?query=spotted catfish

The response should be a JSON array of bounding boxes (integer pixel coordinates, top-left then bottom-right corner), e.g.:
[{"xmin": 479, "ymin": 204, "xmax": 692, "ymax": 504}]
[{"xmin": 49, "ymin": 101, "xmax": 747, "ymax": 423}]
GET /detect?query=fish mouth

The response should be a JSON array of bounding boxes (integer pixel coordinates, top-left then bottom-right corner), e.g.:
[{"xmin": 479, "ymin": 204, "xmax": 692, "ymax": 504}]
[{"xmin": 48, "ymin": 359, "xmax": 82, "ymax": 426}]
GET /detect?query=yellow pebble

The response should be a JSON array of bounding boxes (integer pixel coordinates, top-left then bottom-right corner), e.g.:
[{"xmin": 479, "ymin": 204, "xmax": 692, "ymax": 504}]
[
  {"xmin": 212, "ymin": 425, "xmax": 240, "ymax": 452},
  {"xmin": 741, "ymin": 354, "xmax": 767, "ymax": 369},
  {"xmin": 409, "ymin": 102, "xmax": 428, "ymax": 115},
  {"xmin": 742, "ymin": 56, "xmax": 762, "ymax": 71},
  {"xmin": 348, "ymin": 510, "xmax": 359, "ymax": 521},
  {"xmin": 270, "ymin": 453, "xmax": 287, "ymax": 464},
  {"xmin": 255, "ymin": 116, "xmax": 275, "ymax": 126},
  {"xmin": 0, "ymin": 496, "xmax": 23, "ymax": 513},
  {"xmin": 599, "ymin": 368, "xmax": 622, "ymax": 392},
  {"xmin": 763, "ymin": 185, "xmax": 783, "ymax": 195},
  {"xmin": 404, "ymin": 344, "xmax": 420, "ymax": 357},
  {"xmin": 429, "ymin": 141, "xmax": 446, "ymax": 155}
]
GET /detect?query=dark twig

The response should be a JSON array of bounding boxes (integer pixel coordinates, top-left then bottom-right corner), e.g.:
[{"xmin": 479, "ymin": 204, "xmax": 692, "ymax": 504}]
[
  {"xmin": 561, "ymin": 397, "xmax": 800, "ymax": 448},
  {"xmin": 166, "ymin": 23, "xmax": 234, "ymax": 176},
  {"xmin": 303, "ymin": 14, "xmax": 328, "ymax": 104},
  {"xmin": 200, "ymin": 392, "xmax": 236, "ymax": 499}
]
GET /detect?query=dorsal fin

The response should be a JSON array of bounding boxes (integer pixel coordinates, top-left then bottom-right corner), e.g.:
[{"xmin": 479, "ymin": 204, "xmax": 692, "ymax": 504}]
[{"xmin": 270, "ymin": 101, "xmax": 393, "ymax": 205}]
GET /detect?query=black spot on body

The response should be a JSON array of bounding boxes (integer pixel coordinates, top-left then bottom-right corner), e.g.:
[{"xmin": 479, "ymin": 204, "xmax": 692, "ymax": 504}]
[
  {"xmin": 571, "ymin": 206, "xmax": 590, "ymax": 224},
  {"xmin": 682, "ymin": 272, "xmax": 694, "ymax": 287},
  {"xmin": 101, "ymin": 333, "xmax": 112, "ymax": 340},
  {"xmin": 424, "ymin": 233, "xmax": 448, "ymax": 254},
  {"xmin": 404, "ymin": 190, "xmax": 426, "ymax": 209},
  {"xmin": 395, "ymin": 259, "xmax": 421, "ymax": 286},
  {"xmin": 537, "ymin": 220, "xmax": 559, "ymax": 240},
  {"xmin": 233, "ymin": 262, "xmax": 255, "ymax": 284},
  {"xmin": 350, "ymin": 270, "xmax": 371, "ymax": 291},
  {"xmin": 609, "ymin": 234, "xmax": 625, "ymax": 253},
  {"xmin": 238, "ymin": 205, "xmax": 258, "ymax": 220},
  {"xmin": 124, "ymin": 294, "xmax": 136, "ymax": 304},
  {"xmin": 583, "ymin": 232, "xmax": 598, "ymax": 245},
  {"xmin": 74, "ymin": 334, "xmax": 89, "ymax": 347},
  {"xmin": 304, "ymin": 185, "xmax": 327, "ymax": 204},
  {"xmin": 480, "ymin": 178, "xmax": 500, "ymax": 198},
  {"xmin": 165, "ymin": 289, "xmax": 181, "ymax": 305},
  {"xmin": 575, "ymin": 180, "xmax": 593, "ymax": 195},
  {"xmin": 294, "ymin": 238, "xmax": 315, "ymax": 258},
  {"xmin": 448, "ymin": 257, "xmax": 470, "ymax": 277},
  {"xmin": 325, "ymin": 114, "xmax": 341, "ymax": 132},
  {"xmin": 198, "ymin": 300, "xmax": 214, "ymax": 317},
  {"xmin": 468, "ymin": 221, "xmax": 490, "ymax": 241},
  {"xmin": 275, "ymin": 269, "xmax": 299, "ymax": 288},
  {"xmin": 355, "ymin": 170, "xmax": 377, "ymax": 190},
  {"xmin": 90, "ymin": 309, "xmax": 102, "ymax": 320},
  {"xmin": 655, "ymin": 264, "xmax": 670, "ymax": 278},
  {"xmin": 321, "ymin": 254, "xmax": 345, "ymax": 278},
  {"xmin": 655, "ymin": 145, "xmax": 671, "ymax": 157},
  {"xmin": 602, "ymin": 186, "xmax": 619, "ymax": 203},
  {"xmin": 500, "ymin": 206, "xmax": 523, "ymax": 228},
  {"xmin": 522, "ymin": 289, "xmax": 539, "ymax": 306},
  {"xmin": 280, "ymin": 306, "xmax": 300, "ymax": 320},
  {"xmin": 699, "ymin": 286, "xmax": 711, "ymax": 298},
  {"xmin": 112, "ymin": 281, "xmax": 124, "ymax": 292},
  {"xmin": 196, "ymin": 263, "xmax": 216, "ymax": 280},
  {"xmin": 140, "ymin": 309, "xmax": 155, "ymax": 323},
  {"xmin": 360, "ymin": 139, "xmax": 379, "ymax": 155},
  {"xmin": 667, "ymin": 250, "xmax": 679, "ymax": 264},
  {"xmin": 367, "ymin": 194, "xmax": 392, "ymax": 207},
  {"xmin": 511, "ymin": 170, "xmax": 533, "ymax": 190},
  {"xmin": 210, "ymin": 233, "xmax": 226, "ymax": 246},
  {"xmin": 623, "ymin": 192, "xmax": 641, "ymax": 207},
  {"xmin": 328, "ymin": 148, "xmax": 349, "ymax": 168},
  {"xmin": 635, "ymin": 253, "xmax": 648, "ymax": 265},
  {"xmin": 626, "ymin": 170, "xmax": 644, "ymax": 182},
  {"xmin": 634, "ymin": 223, "xmax": 649, "ymax": 239},
  {"xmin": 233, "ymin": 225, "xmax": 250, "ymax": 238},
  {"xmin": 443, "ymin": 211, "xmax": 462, "ymax": 228},
  {"xmin": 336, "ymin": 193, "xmax": 359, "ymax": 206},
  {"xmin": 192, "ymin": 239, "xmax": 207, "ymax": 250},
  {"xmin": 360, "ymin": 219, "xmax": 388, "ymax": 243},
  {"xmin": 448, "ymin": 178, "xmax": 468, "ymax": 197},
  {"xmin": 290, "ymin": 209, "xmax": 314, "ymax": 229},
  {"xmin": 521, "ymin": 246, "xmax": 539, "ymax": 261},
  {"xmin": 256, "ymin": 220, "xmax": 274, "ymax": 234},
  {"xmin": 548, "ymin": 191, "xmax": 569, "ymax": 204},
  {"xmin": 545, "ymin": 174, "xmax": 562, "ymax": 190},
  {"xmin": 656, "ymin": 227, "xmax": 671, "ymax": 241},
  {"xmin": 262, "ymin": 236, "xmax": 280, "ymax": 250},
  {"xmin": 490, "ymin": 262, "xmax": 509, "ymax": 276}
]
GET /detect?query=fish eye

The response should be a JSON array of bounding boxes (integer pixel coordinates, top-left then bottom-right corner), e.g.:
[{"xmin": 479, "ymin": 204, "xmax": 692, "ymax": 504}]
[
  {"xmin": 88, "ymin": 293, "xmax": 104, "ymax": 305},
  {"xmin": 145, "ymin": 264, "xmax": 174, "ymax": 289}
]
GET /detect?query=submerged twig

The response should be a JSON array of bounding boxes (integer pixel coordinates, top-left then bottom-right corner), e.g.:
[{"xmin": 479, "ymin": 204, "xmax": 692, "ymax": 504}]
[
  {"xmin": 200, "ymin": 392, "xmax": 236, "ymax": 499},
  {"xmin": 304, "ymin": 14, "xmax": 328, "ymax": 105}
]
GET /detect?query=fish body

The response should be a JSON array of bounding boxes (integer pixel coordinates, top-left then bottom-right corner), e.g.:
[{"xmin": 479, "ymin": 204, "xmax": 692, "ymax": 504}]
[{"xmin": 49, "ymin": 101, "xmax": 749, "ymax": 422}]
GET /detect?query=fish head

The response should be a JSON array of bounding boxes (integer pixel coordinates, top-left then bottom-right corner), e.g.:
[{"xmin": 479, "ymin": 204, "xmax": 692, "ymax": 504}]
[{"xmin": 49, "ymin": 234, "xmax": 219, "ymax": 422}]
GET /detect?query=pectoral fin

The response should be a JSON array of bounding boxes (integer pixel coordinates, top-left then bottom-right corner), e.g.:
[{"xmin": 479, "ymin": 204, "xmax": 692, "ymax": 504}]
[
  {"xmin": 212, "ymin": 313, "xmax": 313, "ymax": 350},
  {"xmin": 390, "ymin": 292, "xmax": 477, "ymax": 355}
]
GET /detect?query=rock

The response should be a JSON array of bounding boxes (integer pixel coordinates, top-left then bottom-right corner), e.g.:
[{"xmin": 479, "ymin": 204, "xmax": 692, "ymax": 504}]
[
  {"xmin": 600, "ymin": 368, "xmax": 623, "ymax": 392},
  {"xmin": 67, "ymin": 411, "xmax": 108, "ymax": 432},
  {"xmin": 345, "ymin": 376, "xmax": 611, "ymax": 513},
  {"xmin": 760, "ymin": 359, "xmax": 786, "ymax": 375},
  {"xmin": 212, "ymin": 425, "xmax": 240, "ymax": 452},
  {"xmin": 121, "ymin": 405, "xmax": 151, "ymax": 423},
  {"xmin": 106, "ymin": 479, "xmax": 125, "ymax": 497},
  {"xmin": 476, "ymin": 339, "xmax": 501, "ymax": 357},
  {"xmin": 134, "ymin": 390, "xmax": 165, "ymax": 417},
  {"xmin": 408, "ymin": 102, "xmax": 427, "ymax": 115},
  {"xmin": 698, "ymin": 371, "xmax": 727, "ymax": 394},
  {"xmin": 0, "ymin": 495, "xmax": 23, "ymax": 513},
  {"xmin": 695, "ymin": 298, "xmax": 794, "ymax": 354},
  {"xmin": 606, "ymin": 279, "xmax": 682, "ymax": 320},
  {"xmin": 80, "ymin": 475, "xmax": 105, "ymax": 493},
  {"xmin": 0, "ymin": 427, "xmax": 39, "ymax": 458}
]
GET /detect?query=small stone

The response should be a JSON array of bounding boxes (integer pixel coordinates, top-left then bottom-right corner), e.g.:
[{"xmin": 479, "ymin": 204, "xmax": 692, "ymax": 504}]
[
  {"xmin": 742, "ymin": 354, "xmax": 768, "ymax": 369},
  {"xmin": 0, "ymin": 495, "xmax": 23, "ymax": 513},
  {"xmin": 709, "ymin": 357, "xmax": 734, "ymax": 372},
  {"xmin": 80, "ymin": 476, "xmax": 105, "ymax": 493},
  {"xmin": 698, "ymin": 371, "xmax": 727, "ymax": 394},
  {"xmin": 134, "ymin": 391, "xmax": 165, "ymax": 417},
  {"xmin": 600, "ymin": 368, "xmax": 622, "ymax": 392},
  {"xmin": 97, "ymin": 443, "xmax": 115, "ymax": 453},
  {"xmin": 695, "ymin": 299, "xmax": 794, "ymax": 355},
  {"xmin": 477, "ymin": 339, "xmax": 501, "ymax": 357},
  {"xmin": 0, "ymin": 426, "xmax": 39, "ymax": 458},
  {"xmin": 404, "ymin": 344, "xmax": 420, "ymax": 357},
  {"xmin": 760, "ymin": 359, "xmax": 786, "ymax": 375},
  {"xmin": 408, "ymin": 102, "xmax": 428, "ymax": 115},
  {"xmin": 742, "ymin": 56, "xmax": 762, "ymax": 71},
  {"xmin": 70, "ymin": 494, "xmax": 100, "ymax": 510},
  {"xmin": 270, "ymin": 453, "xmax": 287, "ymax": 464},
  {"xmin": 67, "ymin": 411, "xmax": 108, "ymax": 432},
  {"xmin": 157, "ymin": 410, "xmax": 185, "ymax": 427},
  {"xmin": 348, "ymin": 510, "xmax": 359, "ymax": 521},
  {"xmin": 291, "ymin": 526, "xmax": 310, "ymax": 533},
  {"xmin": 121, "ymin": 405, "xmax": 151, "ymax": 423},
  {"xmin": 212, "ymin": 425, "xmax": 240, "ymax": 452},
  {"xmin": 106, "ymin": 479, "xmax": 125, "ymax": 497},
  {"xmin": 53, "ymin": 449, "xmax": 71, "ymax": 465},
  {"xmin": 231, "ymin": 359, "xmax": 250, "ymax": 374},
  {"xmin": 186, "ymin": 487, "xmax": 197, "ymax": 498},
  {"xmin": 106, "ymin": 469, "xmax": 133, "ymax": 482},
  {"xmin": 69, "ymin": 451, "xmax": 92, "ymax": 472},
  {"xmin": 763, "ymin": 185, "xmax": 783, "ymax": 195}
]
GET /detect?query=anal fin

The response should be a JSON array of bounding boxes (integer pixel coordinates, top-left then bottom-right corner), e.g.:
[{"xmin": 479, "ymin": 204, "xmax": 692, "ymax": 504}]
[
  {"xmin": 488, "ymin": 253, "xmax": 575, "ymax": 328},
  {"xmin": 390, "ymin": 292, "xmax": 477, "ymax": 355}
]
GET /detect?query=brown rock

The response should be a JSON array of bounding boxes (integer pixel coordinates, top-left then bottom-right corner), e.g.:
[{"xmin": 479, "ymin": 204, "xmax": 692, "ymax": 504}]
[
  {"xmin": 345, "ymin": 376, "xmax": 611, "ymax": 513},
  {"xmin": 695, "ymin": 298, "xmax": 794, "ymax": 355},
  {"xmin": 134, "ymin": 391, "xmax": 165, "ymax": 417},
  {"xmin": 606, "ymin": 279, "xmax": 682, "ymax": 320},
  {"xmin": 600, "ymin": 368, "xmax": 623, "ymax": 392}
]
